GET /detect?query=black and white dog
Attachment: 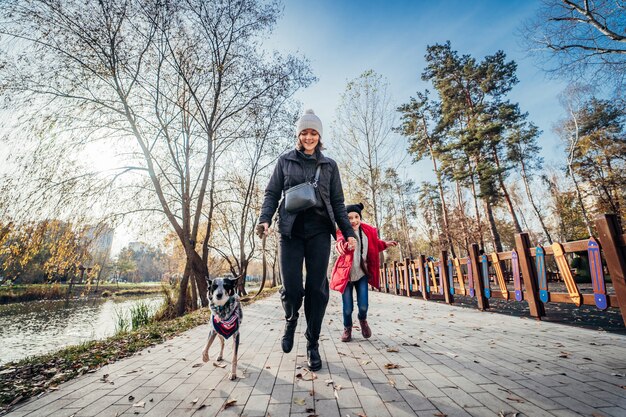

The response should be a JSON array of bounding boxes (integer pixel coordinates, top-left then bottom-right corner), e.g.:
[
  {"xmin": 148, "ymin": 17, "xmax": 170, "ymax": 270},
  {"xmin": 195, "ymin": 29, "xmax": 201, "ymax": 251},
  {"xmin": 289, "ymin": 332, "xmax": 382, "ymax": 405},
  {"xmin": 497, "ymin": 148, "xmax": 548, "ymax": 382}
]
[{"xmin": 202, "ymin": 277, "xmax": 242, "ymax": 380}]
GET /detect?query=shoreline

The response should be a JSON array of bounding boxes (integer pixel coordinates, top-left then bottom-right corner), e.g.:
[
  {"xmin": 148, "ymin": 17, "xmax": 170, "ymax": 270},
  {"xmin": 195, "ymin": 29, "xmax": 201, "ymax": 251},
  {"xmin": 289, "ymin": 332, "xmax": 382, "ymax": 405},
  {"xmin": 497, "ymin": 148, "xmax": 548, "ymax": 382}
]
[
  {"xmin": 0, "ymin": 286, "xmax": 278, "ymax": 414},
  {"xmin": 0, "ymin": 283, "xmax": 164, "ymax": 305}
]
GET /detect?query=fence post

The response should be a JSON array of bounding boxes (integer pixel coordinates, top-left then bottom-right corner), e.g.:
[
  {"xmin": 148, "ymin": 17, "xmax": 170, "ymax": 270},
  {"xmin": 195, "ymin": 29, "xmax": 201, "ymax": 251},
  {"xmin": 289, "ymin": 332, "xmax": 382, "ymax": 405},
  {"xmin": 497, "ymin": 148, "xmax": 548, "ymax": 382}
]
[
  {"xmin": 440, "ymin": 250, "xmax": 454, "ymax": 304},
  {"xmin": 514, "ymin": 233, "xmax": 545, "ymax": 319},
  {"xmin": 469, "ymin": 243, "xmax": 489, "ymax": 310},
  {"xmin": 417, "ymin": 254, "xmax": 429, "ymax": 300},
  {"xmin": 404, "ymin": 258, "xmax": 411, "ymax": 296},
  {"xmin": 392, "ymin": 261, "xmax": 399, "ymax": 295},
  {"xmin": 382, "ymin": 263, "xmax": 389, "ymax": 293},
  {"xmin": 595, "ymin": 214, "xmax": 626, "ymax": 326}
]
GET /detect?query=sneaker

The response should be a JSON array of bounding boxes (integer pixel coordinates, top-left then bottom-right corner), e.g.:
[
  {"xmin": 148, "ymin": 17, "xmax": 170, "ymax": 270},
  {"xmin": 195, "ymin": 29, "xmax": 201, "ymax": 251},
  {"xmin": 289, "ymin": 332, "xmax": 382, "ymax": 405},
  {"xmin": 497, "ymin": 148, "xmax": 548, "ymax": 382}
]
[
  {"xmin": 341, "ymin": 326, "xmax": 352, "ymax": 342},
  {"xmin": 359, "ymin": 319, "xmax": 371, "ymax": 338}
]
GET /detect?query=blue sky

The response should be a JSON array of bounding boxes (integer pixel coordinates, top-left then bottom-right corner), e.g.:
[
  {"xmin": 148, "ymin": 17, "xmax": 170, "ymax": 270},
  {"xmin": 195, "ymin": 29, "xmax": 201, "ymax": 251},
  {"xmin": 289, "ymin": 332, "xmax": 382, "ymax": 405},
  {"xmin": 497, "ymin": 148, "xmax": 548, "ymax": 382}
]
[{"xmin": 266, "ymin": 0, "xmax": 568, "ymax": 175}]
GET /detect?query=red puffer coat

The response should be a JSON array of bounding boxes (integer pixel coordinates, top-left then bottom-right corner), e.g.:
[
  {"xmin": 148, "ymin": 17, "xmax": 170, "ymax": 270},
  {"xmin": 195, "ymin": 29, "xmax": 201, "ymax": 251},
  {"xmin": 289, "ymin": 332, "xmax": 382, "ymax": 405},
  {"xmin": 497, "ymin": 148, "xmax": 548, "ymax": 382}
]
[{"xmin": 330, "ymin": 222, "xmax": 388, "ymax": 294}]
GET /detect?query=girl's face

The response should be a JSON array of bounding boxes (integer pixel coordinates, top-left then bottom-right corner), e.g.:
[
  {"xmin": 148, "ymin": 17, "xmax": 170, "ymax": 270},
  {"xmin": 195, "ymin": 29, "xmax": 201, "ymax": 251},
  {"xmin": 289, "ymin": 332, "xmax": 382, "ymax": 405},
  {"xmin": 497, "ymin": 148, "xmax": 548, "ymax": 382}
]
[
  {"xmin": 348, "ymin": 212, "xmax": 361, "ymax": 230},
  {"xmin": 298, "ymin": 129, "xmax": 320, "ymax": 155}
]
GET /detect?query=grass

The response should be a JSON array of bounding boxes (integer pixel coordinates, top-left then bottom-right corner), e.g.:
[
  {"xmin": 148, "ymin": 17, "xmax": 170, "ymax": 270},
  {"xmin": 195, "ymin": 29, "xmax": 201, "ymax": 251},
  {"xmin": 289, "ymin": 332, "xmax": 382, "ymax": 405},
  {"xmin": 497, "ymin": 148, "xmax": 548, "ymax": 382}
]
[
  {"xmin": 114, "ymin": 301, "xmax": 155, "ymax": 334},
  {"xmin": 0, "ymin": 286, "xmax": 279, "ymax": 412}
]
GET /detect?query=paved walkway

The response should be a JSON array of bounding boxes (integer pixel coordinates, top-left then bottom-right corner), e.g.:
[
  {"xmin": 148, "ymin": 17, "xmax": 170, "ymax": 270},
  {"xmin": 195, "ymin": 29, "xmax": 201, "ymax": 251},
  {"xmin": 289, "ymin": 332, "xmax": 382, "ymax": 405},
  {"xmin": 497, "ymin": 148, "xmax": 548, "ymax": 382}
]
[{"xmin": 7, "ymin": 291, "xmax": 626, "ymax": 417}]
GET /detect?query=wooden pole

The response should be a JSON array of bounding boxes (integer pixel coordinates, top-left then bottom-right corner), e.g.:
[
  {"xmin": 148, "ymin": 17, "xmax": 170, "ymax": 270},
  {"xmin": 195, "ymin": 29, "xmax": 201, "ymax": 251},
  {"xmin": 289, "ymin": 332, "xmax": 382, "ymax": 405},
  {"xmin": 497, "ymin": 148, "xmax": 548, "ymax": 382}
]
[
  {"xmin": 595, "ymin": 214, "xmax": 626, "ymax": 326},
  {"xmin": 417, "ymin": 254, "xmax": 429, "ymax": 300},
  {"xmin": 440, "ymin": 250, "xmax": 454, "ymax": 304},
  {"xmin": 469, "ymin": 244, "xmax": 489, "ymax": 310},
  {"xmin": 514, "ymin": 233, "xmax": 545, "ymax": 319},
  {"xmin": 404, "ymin": 258, "xmax": 411, "ymax": 296}
]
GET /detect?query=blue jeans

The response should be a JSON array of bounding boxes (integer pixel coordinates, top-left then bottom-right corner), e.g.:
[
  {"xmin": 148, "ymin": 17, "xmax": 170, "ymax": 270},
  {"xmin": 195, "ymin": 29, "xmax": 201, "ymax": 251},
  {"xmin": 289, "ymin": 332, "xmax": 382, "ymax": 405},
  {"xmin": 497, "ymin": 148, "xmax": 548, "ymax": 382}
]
[{"xmin": 342, "ymin": 275, "xmax": 369, "ymax": 328}]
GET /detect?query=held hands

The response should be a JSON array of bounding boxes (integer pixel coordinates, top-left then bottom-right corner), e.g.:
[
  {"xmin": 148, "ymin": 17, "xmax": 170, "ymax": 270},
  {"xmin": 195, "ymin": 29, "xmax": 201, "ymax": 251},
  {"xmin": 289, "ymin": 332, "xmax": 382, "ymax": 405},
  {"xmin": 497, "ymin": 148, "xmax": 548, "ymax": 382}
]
[{"xmin": 335, "ymin": 237, "xmax": 357, "ymax": 256}]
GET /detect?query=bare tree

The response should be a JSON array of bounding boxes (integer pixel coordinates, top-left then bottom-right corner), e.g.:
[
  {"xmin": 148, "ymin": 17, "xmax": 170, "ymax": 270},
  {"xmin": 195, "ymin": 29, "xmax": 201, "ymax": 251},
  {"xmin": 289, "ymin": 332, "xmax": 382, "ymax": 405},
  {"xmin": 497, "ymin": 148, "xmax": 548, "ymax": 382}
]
[
  {"xmin": 0, "ymin": 0, "xmax": 313, "ymax": 315},
  {"xmin": 332, "ymin": 70, "xmax": 402, "ymax": 230},
  {"xmin": 209, "ymin": 101, "xmax": 296, "ymax": 295},
  {"xmin": 523, "ymin": 0, "xmax": 626, "ymax": 95}
]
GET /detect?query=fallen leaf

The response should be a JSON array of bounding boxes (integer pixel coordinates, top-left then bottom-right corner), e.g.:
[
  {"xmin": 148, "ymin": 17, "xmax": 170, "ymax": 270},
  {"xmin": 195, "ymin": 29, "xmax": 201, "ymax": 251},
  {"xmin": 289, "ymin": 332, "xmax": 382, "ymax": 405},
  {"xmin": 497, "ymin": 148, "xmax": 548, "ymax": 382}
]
[
  {"xmin": 388, "ymin": 379, "xmax": 396, "ymax": 387},
  {"xmin": 433, "ymin": 412, "xmax": 447, "ymax": 417},
  {"xmin": 384, "ymin": 363, "xmax": 399, "ymax": 369},
  {"xmin": 213, "ymin": 362, "xmax": 227, "ymax": 368},
  {"xmin": 223, "ymin": 399, "xmax": 237, "ymax": 409},
  {"xmin": 408, "ymin": 383, "xmax": 417, "ymax": 389},
  {"xmin": 386, "ymin": 347, "xmax": 399, "ymax": 352},
  {"xmin": 132, "ymin": 401, "xmax": 145, "ymax": 408},
  {"xmin": 325, "ymin": 379, "xmax": 334, "ymax": 386},
  {"xmin": 197, "ymin": 404, "xmax": 206, "ymax": 410},
  {"xmin": 192, "ymin": 363, "xmax": 202, "ymax": 368},
  {"xmin": 361, "ymin": 360, "xmax": 371, "ymax": 365},
  {"xmin": 591, "ymin": 413, "xmax": 605, "ymax": 417},
  {"xmin": 294, "ymin": 398, "xmax": 306, "ymax": 406},
  {"xmin": 306, "ymin": 408, "xmax": 315, "ymax": 412},
  {"xmin": 128, "ymin": 395, "xmax": 135, "ymax": 402},
  {"xmin": 506, "ymin": 396, "xmax": 525, "ymax": 403},
  {"xmin": 191, "ymin": 398, "xmax": 198, "ymax": 404}
]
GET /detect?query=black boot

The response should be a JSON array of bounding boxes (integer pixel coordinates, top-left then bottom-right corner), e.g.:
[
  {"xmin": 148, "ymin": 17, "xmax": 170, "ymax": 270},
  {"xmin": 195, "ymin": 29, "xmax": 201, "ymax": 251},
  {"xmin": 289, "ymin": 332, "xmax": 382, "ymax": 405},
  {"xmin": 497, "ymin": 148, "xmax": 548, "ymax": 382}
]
[
  {"xmin": 281, "ymin": 320, "xmax": 297, "ymax": 353},
  {"xmin": 307, "ymin": 344, "xmax": 322, "ymax": 371}
]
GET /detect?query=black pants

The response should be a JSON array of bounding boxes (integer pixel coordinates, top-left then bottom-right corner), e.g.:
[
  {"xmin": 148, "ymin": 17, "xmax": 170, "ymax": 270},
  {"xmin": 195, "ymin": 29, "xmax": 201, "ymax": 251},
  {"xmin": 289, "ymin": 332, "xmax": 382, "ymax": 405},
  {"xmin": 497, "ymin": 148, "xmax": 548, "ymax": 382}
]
[{"xmin": 279, "ymin": 232, "xmax": 331, "ymax": 348}]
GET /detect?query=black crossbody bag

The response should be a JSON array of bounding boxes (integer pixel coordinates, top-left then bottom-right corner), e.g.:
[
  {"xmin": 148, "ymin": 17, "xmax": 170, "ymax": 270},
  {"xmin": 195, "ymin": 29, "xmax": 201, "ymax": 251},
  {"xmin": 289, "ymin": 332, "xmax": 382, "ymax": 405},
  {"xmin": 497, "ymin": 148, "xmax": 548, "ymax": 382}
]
[{"xmin": 284, "ymin": 165, "xmax": 321, "ymax": 213}]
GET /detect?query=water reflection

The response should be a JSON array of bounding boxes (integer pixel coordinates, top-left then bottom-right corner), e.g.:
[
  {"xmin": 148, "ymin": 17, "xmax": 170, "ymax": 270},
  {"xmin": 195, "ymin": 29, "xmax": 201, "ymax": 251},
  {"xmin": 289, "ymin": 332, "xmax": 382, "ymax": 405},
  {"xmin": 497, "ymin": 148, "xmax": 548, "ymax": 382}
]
[{"xmin": 0, "ymin": 296, "xmax": 163, "ymax": 365}]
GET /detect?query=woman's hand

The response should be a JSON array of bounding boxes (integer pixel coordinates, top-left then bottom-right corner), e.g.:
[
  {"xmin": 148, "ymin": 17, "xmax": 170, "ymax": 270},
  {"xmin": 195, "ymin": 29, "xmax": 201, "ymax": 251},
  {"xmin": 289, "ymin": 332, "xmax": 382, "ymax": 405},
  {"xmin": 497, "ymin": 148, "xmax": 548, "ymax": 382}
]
[
  {"xmin": 256, "ymin": 223, "xmax": 269, "ymax": 238},
  {"xmin": 347, "ymin": 237, "xmax": 357, "ymax": 251},
  {"xmin": 385, "ymin": 240, "xmax": 398, "ymax": 248}
]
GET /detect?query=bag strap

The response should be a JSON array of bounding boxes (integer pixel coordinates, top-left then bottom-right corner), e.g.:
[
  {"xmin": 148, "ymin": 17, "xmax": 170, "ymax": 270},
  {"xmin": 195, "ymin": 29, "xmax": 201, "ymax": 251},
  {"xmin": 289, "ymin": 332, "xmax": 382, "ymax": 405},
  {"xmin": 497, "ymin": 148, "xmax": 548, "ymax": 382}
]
[{"xmin": 311, "ymin": 165, "xmax": 321, "ymax": 187}]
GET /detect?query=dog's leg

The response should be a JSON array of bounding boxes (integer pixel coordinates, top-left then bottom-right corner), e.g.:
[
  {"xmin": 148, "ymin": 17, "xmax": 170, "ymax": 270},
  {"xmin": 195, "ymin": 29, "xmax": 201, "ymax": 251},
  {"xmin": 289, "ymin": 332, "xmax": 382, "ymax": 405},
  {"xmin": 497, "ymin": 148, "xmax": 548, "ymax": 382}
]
[
  {"xmin": 228, "ymin": 332, "xmax": 240, "ymax": 380},
  {"xmin": 202, "ymin": 330, "xmax": 217, "ymax": 363},
  {"xmin": 217, "ymin": 335, "xmax": 225, "ymax": 361}
]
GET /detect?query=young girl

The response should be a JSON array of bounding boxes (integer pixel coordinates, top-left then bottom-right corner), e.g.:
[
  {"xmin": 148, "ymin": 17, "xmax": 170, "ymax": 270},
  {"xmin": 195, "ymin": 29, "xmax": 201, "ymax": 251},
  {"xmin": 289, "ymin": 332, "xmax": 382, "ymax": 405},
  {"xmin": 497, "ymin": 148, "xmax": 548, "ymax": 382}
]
[{"xmin": 330, "ymin": 203, "xmax": 397, "ymax": 342}]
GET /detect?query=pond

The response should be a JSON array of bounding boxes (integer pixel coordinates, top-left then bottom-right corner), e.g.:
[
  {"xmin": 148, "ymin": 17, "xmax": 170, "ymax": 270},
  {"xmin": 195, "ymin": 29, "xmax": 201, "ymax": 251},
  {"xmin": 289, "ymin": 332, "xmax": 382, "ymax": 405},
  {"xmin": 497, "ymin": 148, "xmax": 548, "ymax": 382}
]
[{"xmin": 0, "ymin": 295, "xmax": 163, "ymax": 365}]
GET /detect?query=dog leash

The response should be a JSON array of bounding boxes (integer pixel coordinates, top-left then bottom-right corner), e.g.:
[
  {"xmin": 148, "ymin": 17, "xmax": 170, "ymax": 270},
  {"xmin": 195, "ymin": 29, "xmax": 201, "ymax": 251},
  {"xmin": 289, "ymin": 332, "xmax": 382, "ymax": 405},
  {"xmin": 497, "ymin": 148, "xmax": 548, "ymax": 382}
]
[{"xmin": 253, "ymin": 224, "xmax": 268, "ymax": 299}]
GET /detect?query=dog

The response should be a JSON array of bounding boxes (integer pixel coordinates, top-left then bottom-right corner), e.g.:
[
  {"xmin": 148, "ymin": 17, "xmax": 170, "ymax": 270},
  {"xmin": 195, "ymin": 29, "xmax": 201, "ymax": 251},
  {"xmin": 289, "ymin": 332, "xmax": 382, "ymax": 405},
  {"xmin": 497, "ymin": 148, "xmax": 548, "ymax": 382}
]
[{"xmin": 202, "ymin": 277, "xmax": 242, "ymax": 380}]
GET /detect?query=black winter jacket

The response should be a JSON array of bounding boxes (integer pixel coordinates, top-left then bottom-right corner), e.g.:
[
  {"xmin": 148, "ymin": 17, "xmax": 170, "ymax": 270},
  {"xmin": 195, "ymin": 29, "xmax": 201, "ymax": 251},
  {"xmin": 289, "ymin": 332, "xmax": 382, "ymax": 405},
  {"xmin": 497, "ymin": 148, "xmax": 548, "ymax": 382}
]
[{"xmin": 259, "ymin": 149, "xmax": 356, "ymax": 240}]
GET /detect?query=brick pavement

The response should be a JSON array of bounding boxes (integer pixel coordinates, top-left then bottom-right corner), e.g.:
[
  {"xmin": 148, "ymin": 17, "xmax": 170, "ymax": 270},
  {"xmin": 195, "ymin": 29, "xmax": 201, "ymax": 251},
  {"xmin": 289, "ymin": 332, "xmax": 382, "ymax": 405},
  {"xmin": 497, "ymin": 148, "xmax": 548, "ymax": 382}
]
[{"xmin": 6, "ymin": 291, "xmax": 626, "ymax": 417}]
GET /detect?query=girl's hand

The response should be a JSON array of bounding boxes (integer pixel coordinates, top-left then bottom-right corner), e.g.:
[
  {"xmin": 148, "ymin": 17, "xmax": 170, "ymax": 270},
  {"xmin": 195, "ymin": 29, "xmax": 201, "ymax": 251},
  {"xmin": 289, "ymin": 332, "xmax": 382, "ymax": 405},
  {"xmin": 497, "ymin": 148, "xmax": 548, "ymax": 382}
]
[
  {"xmin": 347, "ymin": 237, "xmax": 357, "ymax": 251},
  {"xmin": 386, "ymin": 240, "xmax": 398, "ymax": 247},
  {"xmin": 335, "ymin": 241, "xmax": 347, "ymax": 256}
]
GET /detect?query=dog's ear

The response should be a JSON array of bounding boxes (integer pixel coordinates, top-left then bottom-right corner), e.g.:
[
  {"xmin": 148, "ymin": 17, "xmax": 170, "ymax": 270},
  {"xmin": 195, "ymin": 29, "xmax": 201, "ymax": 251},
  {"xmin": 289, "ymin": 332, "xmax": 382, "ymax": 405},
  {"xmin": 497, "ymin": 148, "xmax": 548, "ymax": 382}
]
[{"xmin": 224, "ymin": 277, "xmax": 237, "ymax": 291}]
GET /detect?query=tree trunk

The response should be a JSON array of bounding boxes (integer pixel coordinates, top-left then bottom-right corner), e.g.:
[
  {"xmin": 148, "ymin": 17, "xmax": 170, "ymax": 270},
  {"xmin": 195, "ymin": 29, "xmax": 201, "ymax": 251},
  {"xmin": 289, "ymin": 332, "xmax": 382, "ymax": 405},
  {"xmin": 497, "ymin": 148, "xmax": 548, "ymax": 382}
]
[
  {"xmin": 567, "ymin": 110, "xmax": 593, "ymax": 235},
  {"xmin": 190, "ymin": 274, "xmax": 198, "ymax": 310},
  {"xmin": 454, "ymin": 180, "xmax": 471, "ymax": 255},
  {"xmin": 176, "ymin": 261, "xmax": 192, "ymax": 317},
  {"xmin": 429, "ymin": 149, "xmax": 455, "ymax": 257},
  {"xmin": 484, "ymin": 199, "xmax": 503, "ymax": 252},
  {"xmin": 493, "ymin": 148, "xmax": 522, "ymax": 233},
  {"xmin": 468, "ymin": 169, "xmax": 486, "ymax": 250},
  {"xmin": 519, "ymin": 157, "xmax": 553, "ymax": 243}
]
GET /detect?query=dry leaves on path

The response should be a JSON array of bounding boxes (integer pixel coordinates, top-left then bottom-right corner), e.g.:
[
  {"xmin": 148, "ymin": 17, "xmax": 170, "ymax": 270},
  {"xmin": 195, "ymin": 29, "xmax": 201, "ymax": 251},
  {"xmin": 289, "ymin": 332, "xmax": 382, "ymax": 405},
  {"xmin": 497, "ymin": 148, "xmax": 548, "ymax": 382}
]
[{"xmin": 223, "ymin": 399, "xmax": 237, "ymax": 410}]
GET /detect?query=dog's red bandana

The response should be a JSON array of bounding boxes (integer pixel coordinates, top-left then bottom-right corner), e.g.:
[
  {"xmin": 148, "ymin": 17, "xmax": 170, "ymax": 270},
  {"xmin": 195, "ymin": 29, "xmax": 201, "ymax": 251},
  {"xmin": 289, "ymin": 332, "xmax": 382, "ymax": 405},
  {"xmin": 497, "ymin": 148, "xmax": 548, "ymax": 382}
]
[{"xmin": 212, "ymin": 309, "xmax": 240, "ymax": 339}]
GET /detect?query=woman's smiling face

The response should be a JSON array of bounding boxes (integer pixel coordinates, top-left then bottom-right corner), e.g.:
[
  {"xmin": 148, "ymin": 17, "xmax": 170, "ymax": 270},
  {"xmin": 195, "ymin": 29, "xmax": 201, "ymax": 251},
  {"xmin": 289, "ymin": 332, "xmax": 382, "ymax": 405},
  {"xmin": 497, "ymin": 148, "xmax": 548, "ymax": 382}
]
[{"xmin": 298, "ymin": 129, "xmax": 320, "ymax": 154}]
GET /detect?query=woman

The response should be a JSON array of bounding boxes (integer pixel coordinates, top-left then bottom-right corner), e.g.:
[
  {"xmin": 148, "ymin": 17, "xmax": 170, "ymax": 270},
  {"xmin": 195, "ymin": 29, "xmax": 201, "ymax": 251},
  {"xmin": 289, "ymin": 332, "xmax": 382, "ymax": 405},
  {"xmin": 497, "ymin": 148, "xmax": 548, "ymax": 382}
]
[
  {"xmin": 258, "ymin": 109, "xmax": 356, "ymax": 371},
  {"xmin": 330, "ymin": 203, "xmax": 397, "ymax": 342}
]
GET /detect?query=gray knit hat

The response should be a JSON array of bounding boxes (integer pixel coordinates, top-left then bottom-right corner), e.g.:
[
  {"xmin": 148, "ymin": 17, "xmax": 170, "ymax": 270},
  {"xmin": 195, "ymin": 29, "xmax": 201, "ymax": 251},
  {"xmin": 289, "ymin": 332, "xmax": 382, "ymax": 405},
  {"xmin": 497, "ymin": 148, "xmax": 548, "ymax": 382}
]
[{"xmin": 296, "ymin": 109, "xmax": 323, "ymax": 138}]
